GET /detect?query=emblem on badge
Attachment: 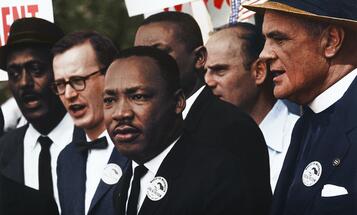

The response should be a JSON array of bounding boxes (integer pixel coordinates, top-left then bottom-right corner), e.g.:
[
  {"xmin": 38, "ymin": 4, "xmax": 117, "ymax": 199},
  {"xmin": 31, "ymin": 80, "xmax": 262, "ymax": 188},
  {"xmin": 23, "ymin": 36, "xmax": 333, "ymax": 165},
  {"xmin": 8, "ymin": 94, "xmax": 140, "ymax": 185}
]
[
  {"xmin": 102, "ymin": 163, "xmax": 122, "ymax": 185},
  {"xmin": 302, "ymin": 161, "xmax": 322, "ymax": 187},
  {"xmin": 147, "ymin": 176, "xmax": 168, "ymax": 201}
]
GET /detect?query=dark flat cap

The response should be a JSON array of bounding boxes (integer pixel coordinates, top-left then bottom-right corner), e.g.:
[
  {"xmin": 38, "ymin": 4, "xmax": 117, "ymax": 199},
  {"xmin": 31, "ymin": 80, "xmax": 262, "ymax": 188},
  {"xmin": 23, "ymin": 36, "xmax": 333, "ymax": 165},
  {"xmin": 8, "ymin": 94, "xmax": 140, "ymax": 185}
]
[{"xmin": 0, "ymin": 17, "xmax": 64, "ymax": 70}]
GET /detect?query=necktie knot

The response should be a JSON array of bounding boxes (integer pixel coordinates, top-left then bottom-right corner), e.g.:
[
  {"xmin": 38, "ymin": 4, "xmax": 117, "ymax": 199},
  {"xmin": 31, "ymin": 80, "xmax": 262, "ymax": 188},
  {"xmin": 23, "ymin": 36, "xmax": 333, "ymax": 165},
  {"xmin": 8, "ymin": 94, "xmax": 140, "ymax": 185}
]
[
  {"xmin": 134, "ymin": 165, "xmax": 148, "ymax": 179},
  {"xmin": 38, "ymin": 136, "xmax": 53, "ymax": 149}
]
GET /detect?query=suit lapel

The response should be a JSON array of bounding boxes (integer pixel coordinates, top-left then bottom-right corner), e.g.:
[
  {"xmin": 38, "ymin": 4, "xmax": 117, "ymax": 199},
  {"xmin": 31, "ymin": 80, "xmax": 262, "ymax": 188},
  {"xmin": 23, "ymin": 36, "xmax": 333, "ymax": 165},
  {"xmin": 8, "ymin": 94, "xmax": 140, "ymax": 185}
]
[
  {"xmin": 115, "ymin": 162, "xmax": 133, "ymax": 215},
  {"xmin": 58, "ymin": 127, "xmax": 87, "ymax": 215},
  {"xmin": 88, "ymin": 148, "xmax": 129, "ymax": 212},
  {"xmin": 184, "ymin": 87, "xmax": 212, "ymax": 132},
  {"xmin": 138, "ymin": 135, "xmax": 189, "ymax": 215},
  {"xmin": 1, "ymin": 125, "xmax": 28, "ymax": 184}
]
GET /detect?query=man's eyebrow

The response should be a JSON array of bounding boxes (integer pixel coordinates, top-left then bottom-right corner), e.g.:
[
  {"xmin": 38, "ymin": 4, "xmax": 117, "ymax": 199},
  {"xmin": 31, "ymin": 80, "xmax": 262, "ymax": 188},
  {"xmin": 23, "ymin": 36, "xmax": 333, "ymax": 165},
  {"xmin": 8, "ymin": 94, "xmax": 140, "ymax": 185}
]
[
  {"xmin": 207, "ymin": 64, "xmax": 229, "ymax": 71},
  {"xmin": 104, "ymin": 89, "xmax": 116, "ymax": 96},
  {"xmin": 265, "ymin": 30, "xmax": 289, "ymax": 39}
]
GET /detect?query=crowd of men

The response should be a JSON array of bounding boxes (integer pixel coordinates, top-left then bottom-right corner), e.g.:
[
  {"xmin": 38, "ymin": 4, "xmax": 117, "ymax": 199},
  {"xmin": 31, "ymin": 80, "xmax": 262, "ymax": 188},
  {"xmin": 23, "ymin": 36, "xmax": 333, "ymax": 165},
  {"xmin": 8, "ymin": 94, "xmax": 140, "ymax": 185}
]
[{"xmin": 0, "ymin": 0, "xmax": 356, "ymax": 214}]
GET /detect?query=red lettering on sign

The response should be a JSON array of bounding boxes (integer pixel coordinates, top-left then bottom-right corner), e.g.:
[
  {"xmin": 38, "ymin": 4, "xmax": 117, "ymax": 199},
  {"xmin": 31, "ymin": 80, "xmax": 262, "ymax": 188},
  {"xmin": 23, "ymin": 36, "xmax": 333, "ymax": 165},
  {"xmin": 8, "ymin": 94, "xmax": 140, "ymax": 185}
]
[
  {"xmin": 2, "ymin": 7, "xmax": 10, "ymax": 45},
  {"xmin": 174, "ymin": 4, "xmax": 183, "ymax": 12},
  {"xmin": 12, "ymin": 6, "xmax": 26, "ymax": 20},
  {"xmin": 27, "ymin": 5, "xmax": 39, "ymax": 17}
]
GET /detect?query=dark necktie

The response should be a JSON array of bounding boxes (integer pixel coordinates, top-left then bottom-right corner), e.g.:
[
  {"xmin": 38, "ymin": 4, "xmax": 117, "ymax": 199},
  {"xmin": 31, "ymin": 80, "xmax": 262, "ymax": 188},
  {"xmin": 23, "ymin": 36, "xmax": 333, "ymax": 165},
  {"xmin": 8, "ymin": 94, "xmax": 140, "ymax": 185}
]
[
  {"xmin": 127, "ymin": 165, "xmax": 148, "ymax": 215},
  {"xmin": 38, "ymin": 136, "xmax": 53, "ymax": 197},
  {"xmin": 74, "ymin": 136, "xmax": 108, "ymax": 152}
]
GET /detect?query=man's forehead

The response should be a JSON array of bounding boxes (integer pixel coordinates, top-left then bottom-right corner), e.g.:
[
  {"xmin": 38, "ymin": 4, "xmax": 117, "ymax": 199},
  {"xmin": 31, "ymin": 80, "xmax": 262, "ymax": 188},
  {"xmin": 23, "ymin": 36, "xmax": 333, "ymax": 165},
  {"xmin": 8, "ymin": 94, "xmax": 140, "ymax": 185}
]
[{"xmin": 7, "ymin": 46, "xmax": 49, "ymax": 65}]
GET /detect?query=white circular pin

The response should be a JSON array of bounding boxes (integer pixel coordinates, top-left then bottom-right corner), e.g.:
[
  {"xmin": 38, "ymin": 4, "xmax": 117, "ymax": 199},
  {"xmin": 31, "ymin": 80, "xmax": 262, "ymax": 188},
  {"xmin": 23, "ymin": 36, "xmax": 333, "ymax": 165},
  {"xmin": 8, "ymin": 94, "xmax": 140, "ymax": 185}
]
[
  {"xmin": 101, "ymin": 163, "xmax": 122, "ymax": 185},
  {"xmin": 302, "ymin": 161, "xmax": 322, "ymax": 187},
  {"xmin": 146, "ymin": 176, "xmax": 168, "ymax": 201}
]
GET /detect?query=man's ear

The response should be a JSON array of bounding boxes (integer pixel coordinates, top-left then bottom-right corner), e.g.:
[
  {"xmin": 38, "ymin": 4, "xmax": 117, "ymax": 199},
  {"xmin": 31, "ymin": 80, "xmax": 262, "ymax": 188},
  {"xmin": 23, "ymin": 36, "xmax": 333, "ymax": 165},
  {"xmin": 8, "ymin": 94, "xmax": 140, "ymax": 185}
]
[
  {"xmin": 173, "ymin": 89, "xmax": 186, "ymax": 114},
  {"xmin": 193, "ymin": 46, "xmax": 207, "ymax": 70},
  {"xmin": 251, "ymin": 59, "xmax": 267, "ymax": 86},
  {"xmin": 322, "ymin": 25, "xmax": 345, "ymax": 58}
]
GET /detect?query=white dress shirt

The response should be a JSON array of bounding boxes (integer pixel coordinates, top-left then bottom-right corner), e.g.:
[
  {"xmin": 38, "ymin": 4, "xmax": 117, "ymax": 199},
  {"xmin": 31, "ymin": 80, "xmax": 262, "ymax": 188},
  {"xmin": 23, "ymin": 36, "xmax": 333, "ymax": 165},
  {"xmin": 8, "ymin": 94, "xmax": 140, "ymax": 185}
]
[
  {"xmin": 182, "ymin": 86, "xmax": 205, "ymax": 119},
  {"xmin": 309, "ymin": 68, "xmax": 357, "ymax": 113},
  {"xmin": 259, "ymin": 100, "xmax": 299, "ymax": 192},
  {"xmin": 127, "ymin": 138, "xmax": 179, "ymax": 213},
  {"xmin": 23, "ymin": 113, "xmax": 74, "ymax": 212},
  {"xmin": 85, "ymin": 130, "xmax": 115, "ymax": 215}
]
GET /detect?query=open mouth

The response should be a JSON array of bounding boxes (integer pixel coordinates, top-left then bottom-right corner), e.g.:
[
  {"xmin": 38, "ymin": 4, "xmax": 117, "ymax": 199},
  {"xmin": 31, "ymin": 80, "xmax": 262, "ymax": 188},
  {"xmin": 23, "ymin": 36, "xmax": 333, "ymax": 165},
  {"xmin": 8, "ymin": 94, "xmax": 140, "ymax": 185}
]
[
  {"xmin": 113, "ymin": 125, "xmax": 140, "ymax": 143},
  {"xmin": 22, "ymin": 94, "xmax": 41, "ymax": 109},
  {"xmin": 271, "ymin": 70, "xmax": 285, "ymax": 80},
  {"xmin": 68, "ymin": 103, "xmax": 86, "ymax": 117}
]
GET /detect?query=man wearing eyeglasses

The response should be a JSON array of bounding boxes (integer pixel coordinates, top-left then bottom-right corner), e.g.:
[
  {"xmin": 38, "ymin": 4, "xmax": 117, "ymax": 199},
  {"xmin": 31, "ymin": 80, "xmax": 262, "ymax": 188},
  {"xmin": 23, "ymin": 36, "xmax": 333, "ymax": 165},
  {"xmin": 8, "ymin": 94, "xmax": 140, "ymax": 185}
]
[
  {"xmin": 52, "ymin": 31, "xmax": 128, "ymax": 215},
  {"xmin": 0, "ymin": 18, "xmax": 74, "ymax": 213}
]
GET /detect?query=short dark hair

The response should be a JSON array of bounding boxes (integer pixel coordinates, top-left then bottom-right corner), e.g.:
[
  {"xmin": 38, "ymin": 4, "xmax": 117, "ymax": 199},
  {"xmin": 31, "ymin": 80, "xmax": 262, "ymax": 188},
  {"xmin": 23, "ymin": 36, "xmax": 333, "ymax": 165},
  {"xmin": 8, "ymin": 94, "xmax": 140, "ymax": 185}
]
[
  {"xmin": 214, "ymin": 23, "xmax": 264, "ymax": 70},
  {"xmin": 52, "ymin": 31, "xmax": 118, "ymax": 71},
  {"xmin": 117, "ymin": 46, "xmax": 180, "ymax": 93},
  {"xmin": 141, "ymin": 12, "xmax": 203, "ymax": 52}
]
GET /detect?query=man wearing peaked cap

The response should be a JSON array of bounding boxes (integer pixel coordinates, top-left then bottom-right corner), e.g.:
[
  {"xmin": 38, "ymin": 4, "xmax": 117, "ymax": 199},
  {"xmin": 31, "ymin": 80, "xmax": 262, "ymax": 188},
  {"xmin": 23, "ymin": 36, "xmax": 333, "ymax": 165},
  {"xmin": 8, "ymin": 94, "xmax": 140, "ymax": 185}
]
[
  {"xmin": 0, "ymin": 17, "xmax": 73, "ymax": 214},
  {"xmin": 244, "ymin": 0, "xmax": 357, "ymax": 214}
]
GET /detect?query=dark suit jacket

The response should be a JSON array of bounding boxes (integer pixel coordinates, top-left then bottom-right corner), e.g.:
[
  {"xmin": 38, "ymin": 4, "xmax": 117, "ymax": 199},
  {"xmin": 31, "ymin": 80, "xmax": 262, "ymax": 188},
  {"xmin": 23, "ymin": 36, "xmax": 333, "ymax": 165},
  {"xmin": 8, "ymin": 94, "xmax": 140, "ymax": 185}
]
[
  {"xmin": 184, "ymin": 86, "xmax": 272, "ymax": 214},
  {"xmin": 57, "ymin": 127, "xmax": 129, "ymax": 215},
  {"xmin": 0, "ymin": 173, "xmax": 59, "ymax": 215},
  {"xmin": 271, "ymin": 76, "xmax": 357, "ymax": 215},
  {"xmin": 0, "ymin": 124, "xmax": 29, "ymax": 184},
  {"xmin": 114, "ymin": 132, "xmax": 253, "ymax": 215}
]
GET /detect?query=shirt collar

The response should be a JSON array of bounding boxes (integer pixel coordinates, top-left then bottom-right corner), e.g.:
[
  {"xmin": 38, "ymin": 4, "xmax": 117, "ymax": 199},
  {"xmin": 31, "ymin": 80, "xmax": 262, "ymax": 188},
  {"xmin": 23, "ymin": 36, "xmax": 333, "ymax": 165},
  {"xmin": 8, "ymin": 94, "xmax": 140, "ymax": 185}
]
[
  {"xmin": 182, "ymin": 86, "xmax": 205, "ymax": 119},
  {"xmin": 259, "ymin": 100, "xmax": 287, "ymax": 153},
  {"xmin": 132, "ymin": 137, "xmax": 180, "ymax": 176},
  {"xmin": 85, "ymin": 129, "xmax": 106, "ymax": 142},
  {"xmin": 309, "ymin": 68, "xmax": 357, "ymax": 113},
  {"xmin": 26, "ymin": 113, "xmax": 73, "ymax": 149}
]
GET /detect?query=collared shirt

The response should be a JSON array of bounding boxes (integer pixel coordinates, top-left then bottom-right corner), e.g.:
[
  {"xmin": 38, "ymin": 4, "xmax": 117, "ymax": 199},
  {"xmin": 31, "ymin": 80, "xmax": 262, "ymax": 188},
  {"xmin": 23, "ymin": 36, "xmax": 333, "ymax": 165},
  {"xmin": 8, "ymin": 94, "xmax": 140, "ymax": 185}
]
[
  {"xmin": 127, "ymin": 137, "xmax": 179, "ymax": 212},
  {"xmin": 85, "ymin": 130, "xmax": 115, "ymax": 215},
  {"xmin": 259, "ymin": 100, "xmax": 299, "ymax": 192},
  {"xmin": 309, "ymin": 68, "xmax": 357, "ymax": 113},
  {"xmin": 182, "ymin": 86, "xmax": 205, "ymax": 119},
  {"xmin": 24, "ymin": 113, "xmax": 74, "ymax": 212}
]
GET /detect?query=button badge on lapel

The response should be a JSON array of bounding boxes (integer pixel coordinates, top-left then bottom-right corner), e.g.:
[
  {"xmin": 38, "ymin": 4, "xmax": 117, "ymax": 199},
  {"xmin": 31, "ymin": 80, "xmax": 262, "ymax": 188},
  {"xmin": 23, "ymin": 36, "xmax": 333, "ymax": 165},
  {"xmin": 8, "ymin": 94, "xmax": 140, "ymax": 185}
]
[
  {"xmin": 102, "ymin": 163, "xmax": 122, "ymax": 185},
  {"xmin": 302, "ymin": 161, "xmax": 322, "ymax": 187},
  {"xmin": 147, "ymin": 176, "xmax": 168, "ymax": 201}
]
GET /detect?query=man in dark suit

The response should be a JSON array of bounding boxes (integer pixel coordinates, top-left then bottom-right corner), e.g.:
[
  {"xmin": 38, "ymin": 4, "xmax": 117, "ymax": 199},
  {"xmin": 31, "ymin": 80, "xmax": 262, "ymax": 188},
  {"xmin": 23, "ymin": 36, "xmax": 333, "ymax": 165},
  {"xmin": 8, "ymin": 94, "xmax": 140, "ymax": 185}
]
[
  {"xmin": 0, "ymin": 17, "xmax": 72, "ymax": 213},
  {"xmin": 245, "ymin": 0, "xmax": 357, "ymax": 214},
  {"xmin": 134, "ymin": 12, "xmax": 271, "ymax": 214},
  {"xmin": 0, "ymin": 173, "xmax": 59, "ymax": 215},
  {"xmin": 52, "ymin": 31, "xmax": 128, "ymax": 215},
  {"xmin": 105, "ymin": 46, "xmax": 251, "ymax": 215}
]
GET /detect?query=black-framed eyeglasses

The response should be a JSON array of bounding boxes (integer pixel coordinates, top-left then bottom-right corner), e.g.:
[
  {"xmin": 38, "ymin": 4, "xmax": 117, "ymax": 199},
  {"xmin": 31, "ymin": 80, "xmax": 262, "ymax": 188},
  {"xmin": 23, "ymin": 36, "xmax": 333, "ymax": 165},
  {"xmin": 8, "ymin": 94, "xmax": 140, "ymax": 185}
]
[
  {"xmin": 6, "ymin": 60, "xmax": 49, "ymax": 81},
  {"xmin": 51, "ymin": 67, "xmax": 107, "ymax": 95}
]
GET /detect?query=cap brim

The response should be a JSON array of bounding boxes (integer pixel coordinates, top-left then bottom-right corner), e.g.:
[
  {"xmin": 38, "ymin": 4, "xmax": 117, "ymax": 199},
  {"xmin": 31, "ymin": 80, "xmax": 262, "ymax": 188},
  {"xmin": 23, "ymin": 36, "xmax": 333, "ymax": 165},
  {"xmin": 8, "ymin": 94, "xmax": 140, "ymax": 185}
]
[
  {"xmin": 243, "ymin": 1, "xmax": 357, "ymax": 29},
  {"xmin": 0, "ymin": 40, "xmax": 52, "ymax": 71}
]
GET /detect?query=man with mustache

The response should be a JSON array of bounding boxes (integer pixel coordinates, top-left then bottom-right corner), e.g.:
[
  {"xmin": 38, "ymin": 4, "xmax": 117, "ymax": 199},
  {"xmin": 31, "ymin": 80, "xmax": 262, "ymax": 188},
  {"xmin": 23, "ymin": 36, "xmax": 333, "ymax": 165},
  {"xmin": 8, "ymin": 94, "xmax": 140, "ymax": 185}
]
[
  {"xmin": 105, "ymin": 46, "xmax": 245, "ymax": 215},
  {"xmin": 245, "ymin": 0, "xmax": 357, "ymax": 214},
  {"xmin": 0, "ymin": 17, "xmax": 74, "ymax": 212},
  {"xmin": 134, "ymin": 12, "xmax": 271, "ymax": 214},
  {"xmin": 52, "ymin": 31, "xmax": 128, "ymax": 215}
]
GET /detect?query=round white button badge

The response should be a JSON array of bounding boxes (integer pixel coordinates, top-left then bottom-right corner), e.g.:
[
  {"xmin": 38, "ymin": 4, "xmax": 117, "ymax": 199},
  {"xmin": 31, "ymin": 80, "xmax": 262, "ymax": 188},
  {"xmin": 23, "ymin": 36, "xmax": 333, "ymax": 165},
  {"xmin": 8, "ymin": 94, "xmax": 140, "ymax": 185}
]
[
  {"xmin": 102, "ymin": 163, "xmax": 122, "ymax": 185},
  {"xmin": 302, "ymin": 161, "xmax": 322, "ymax": 187},
  {"xmin": 147, "ymin": 176, "xmax": 168, "ymax": 201}
]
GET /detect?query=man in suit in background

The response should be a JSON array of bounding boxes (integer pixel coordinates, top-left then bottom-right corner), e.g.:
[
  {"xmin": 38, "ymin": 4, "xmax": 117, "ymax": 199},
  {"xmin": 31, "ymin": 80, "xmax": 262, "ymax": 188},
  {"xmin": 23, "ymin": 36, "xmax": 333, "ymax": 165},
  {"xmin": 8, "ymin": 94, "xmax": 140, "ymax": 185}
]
[
  {"xmin": 204, "ymin": 23, "xmax": 299, "ymax": 192},
  {"xmin": 0, "ymin": 17, "xmax": 73, "ymax": 213},
  {"xmin": 134, "ymin": 12, "xmax": 271, "ymax": 214},
  {"xmin": 106, "ymin": 46, "xmax": 248, "ymax": 215},
  {"xmin": 245, "ymin": 0, "xmax": 357, "ymax": 214},
  {"xmin": 52, "ymin": 31, "xmax": 128, "ymax": 215}
]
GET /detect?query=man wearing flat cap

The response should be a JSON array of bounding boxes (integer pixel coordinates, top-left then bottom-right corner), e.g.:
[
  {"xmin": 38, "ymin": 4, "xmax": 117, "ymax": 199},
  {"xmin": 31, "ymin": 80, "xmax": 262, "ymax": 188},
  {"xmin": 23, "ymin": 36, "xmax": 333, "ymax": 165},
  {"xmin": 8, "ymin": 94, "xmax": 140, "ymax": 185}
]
[
  {"xmin": 244, "ymin": 0, "xmax": 357, "ymax": 214},
  {"xmin": 0, "ymin": 17, "xmax": 74, "ymax": 213}
]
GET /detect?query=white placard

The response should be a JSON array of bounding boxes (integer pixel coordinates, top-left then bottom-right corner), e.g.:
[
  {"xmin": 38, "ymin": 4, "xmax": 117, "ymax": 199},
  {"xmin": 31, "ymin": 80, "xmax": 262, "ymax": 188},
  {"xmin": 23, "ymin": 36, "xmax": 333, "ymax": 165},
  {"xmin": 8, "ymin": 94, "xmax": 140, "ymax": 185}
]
[{"xmin": 125, "ymin": 0, "xmax": 199, "ymax": 17}]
